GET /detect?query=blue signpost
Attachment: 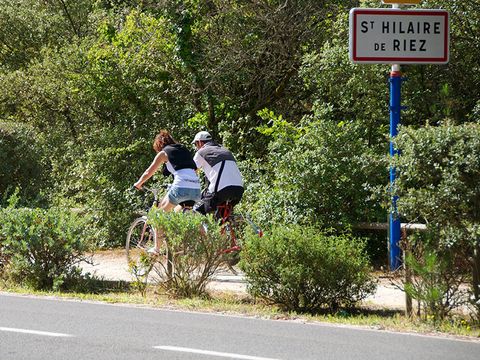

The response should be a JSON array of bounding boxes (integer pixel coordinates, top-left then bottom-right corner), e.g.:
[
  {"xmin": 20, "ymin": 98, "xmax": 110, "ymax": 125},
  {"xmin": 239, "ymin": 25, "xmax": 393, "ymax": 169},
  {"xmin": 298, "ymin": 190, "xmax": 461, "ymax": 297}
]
[
  {"xmin": 349, "ymin": 4, "xmax": 449, "ymax": 271},
  {"xmin": 389, "ymin": 67, "xmax": 402, "ymax": 270}
]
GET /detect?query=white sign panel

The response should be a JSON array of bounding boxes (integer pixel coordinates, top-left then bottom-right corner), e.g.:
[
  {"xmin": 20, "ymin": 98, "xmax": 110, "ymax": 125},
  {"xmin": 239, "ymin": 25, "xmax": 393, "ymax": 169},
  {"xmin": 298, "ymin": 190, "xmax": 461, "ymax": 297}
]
[
  {"xmin": 349, "ymin": 8, "xmax": 449, "ymax": 64},
  {"xmin": 382, "ymin": 0, "xmax": 421, "ymax": 4}
]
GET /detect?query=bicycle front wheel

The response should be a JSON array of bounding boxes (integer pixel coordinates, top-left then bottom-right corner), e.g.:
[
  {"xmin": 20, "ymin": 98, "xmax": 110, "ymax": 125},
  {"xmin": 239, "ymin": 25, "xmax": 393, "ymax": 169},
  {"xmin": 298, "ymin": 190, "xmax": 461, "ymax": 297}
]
[
  {"xmin": 126, "ymin": 217, "xmax": 156, "ymax": 259},
  {"xmin": 126, "ymin": 216, "xmax": 172, "ymax": 278}
]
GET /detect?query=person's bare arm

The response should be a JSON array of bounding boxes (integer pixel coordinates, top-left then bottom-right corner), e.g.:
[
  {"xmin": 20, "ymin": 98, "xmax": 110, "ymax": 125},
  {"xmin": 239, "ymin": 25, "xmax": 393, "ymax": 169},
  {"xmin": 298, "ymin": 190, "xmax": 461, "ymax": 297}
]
[{"xmin": 133, "ymin": 151, "xmax": 168, "ymax": 189}]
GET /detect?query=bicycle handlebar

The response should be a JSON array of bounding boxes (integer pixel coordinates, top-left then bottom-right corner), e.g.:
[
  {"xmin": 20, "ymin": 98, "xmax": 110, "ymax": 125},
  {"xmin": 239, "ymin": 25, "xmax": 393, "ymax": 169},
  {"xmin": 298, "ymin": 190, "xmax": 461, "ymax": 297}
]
[
  {"xmin": 139, "ymin": 185, "xmax": 152, "ymax": 192},
  {"xmin": 137, "ymin": 185, "xmax": 168, "ymax": 192},
  {"xmin": 133, "ymin": 184, "xmax": 168, "ymax": 201}
]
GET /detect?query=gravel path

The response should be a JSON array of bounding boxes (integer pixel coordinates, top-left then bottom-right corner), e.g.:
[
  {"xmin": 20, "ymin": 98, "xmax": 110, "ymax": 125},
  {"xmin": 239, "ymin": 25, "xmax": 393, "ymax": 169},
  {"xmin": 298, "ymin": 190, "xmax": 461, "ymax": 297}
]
[{"xmin": 80, "ymin": 250, "xmax": 408, "ymax": 310}]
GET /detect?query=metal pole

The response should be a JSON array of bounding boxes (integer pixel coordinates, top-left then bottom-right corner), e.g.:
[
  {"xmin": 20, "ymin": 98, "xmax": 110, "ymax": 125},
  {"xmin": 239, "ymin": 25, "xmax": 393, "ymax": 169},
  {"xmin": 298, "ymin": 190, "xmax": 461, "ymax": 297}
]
[{"xmin": 389, "ymin": 64, "xmax": 402, "ymax": 271}]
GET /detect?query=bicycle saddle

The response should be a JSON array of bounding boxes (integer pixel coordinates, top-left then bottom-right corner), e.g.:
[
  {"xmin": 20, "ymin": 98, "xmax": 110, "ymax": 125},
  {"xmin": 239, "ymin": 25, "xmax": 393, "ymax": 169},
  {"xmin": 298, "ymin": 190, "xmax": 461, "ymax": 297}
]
[{"xmin": 179, "ymin": 200, "xmax": 196, "ymax": 207}]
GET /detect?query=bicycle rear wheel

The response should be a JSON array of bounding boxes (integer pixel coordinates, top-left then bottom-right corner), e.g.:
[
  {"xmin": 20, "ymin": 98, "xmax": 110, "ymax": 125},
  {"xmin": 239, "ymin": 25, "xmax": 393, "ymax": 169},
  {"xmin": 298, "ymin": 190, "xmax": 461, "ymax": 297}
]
[
  {"xmin": 224, "ymin": 213, "xmax": 263, "ymax": 267},
  {"xmin": 222, "ymin": 215, "xmax": 244, "ymax": 267}
]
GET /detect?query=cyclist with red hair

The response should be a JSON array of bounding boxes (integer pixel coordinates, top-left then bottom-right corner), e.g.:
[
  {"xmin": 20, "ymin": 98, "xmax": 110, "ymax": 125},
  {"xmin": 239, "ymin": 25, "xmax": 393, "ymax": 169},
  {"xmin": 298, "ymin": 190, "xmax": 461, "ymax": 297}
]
[{"xmin": 134, "ymin": 130, "xmax": 201, "ymax": 212}]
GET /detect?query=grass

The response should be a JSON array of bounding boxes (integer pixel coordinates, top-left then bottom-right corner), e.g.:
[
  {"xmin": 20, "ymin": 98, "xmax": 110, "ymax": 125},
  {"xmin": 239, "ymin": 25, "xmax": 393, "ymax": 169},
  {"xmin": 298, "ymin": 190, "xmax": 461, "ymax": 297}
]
[{"xmin": 1, "ymin": 276, "xmax": 479, "ymax": 340}]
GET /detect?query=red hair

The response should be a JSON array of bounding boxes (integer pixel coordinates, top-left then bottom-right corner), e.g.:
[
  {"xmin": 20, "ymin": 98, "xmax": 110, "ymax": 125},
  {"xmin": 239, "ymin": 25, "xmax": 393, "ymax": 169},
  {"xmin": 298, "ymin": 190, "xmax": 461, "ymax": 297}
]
[{"xmin": 153, "ymin": 130, "xmax": 176, "ymax": 152}]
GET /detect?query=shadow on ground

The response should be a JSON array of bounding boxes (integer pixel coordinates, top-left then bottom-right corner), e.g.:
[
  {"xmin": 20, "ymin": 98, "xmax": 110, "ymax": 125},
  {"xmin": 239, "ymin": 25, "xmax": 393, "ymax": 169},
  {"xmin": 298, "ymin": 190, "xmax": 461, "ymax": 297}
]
[{"xmin": 66, "ymin": 276, "xmax": 132, "ymax": 294}]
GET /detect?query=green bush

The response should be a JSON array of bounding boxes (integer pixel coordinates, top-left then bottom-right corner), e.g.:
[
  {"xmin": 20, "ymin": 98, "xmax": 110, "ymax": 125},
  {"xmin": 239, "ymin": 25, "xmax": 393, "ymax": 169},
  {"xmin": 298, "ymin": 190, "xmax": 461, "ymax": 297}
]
[
  {"xmin": 393, "ymin": 122, "xmax": 480, "ymax": 318},
  {"xmin": 0, "ymin": 121, "xmax": 50, "ymax": 206},
  {"xmin": 50, "ymin": 128, "xmax": 156, "ymax": 247},
  {"xmin": 253, "ymin": 115, "xmax": 386, "ymax": 229},
  {"xmin": 0, "ymin": 207, "xmax": 92, "ymax": 290},
  {"xmin": 239, "ymin": 225, "xmax": 376, "ymax": 313},
  {"xmin": 147, "ymin": 209, "xmax": 229, "ymax": 298},
  {"xmin": 404, "ymin": 243, "xmax": 470, "ymax": 322}
]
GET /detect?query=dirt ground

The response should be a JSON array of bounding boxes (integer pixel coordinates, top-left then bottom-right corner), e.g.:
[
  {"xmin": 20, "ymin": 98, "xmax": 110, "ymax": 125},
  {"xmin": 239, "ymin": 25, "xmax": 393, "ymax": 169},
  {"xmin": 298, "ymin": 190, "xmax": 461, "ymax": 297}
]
[{"xmin": 80, "ymin": 249, "xmax": 408, "ymax": 310}]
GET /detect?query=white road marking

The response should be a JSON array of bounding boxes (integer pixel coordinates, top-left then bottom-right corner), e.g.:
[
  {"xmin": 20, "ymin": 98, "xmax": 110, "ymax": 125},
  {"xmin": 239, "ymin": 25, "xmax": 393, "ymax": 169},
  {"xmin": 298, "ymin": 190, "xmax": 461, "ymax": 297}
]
[
  {"xmin": 0, "ymin": 326, "xmax": 73, "ymax": 337},
  {"xmin": 153, "ymin": 346, "xmax": 281, "ymax": 360}
]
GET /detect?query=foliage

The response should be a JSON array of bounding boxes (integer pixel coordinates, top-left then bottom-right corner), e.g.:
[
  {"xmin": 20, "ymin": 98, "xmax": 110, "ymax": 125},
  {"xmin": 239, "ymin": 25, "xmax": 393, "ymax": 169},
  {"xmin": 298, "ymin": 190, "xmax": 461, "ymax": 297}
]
[
  {"xmin": 129, "ymin": 251, "xmax": 155, "ymax": 297},
  {"xmin": 0, "ymin": 0, "xmax": 95, "ymax": 70},
  {"xmin": 148, "ymin": 209, "xmax": 229, "ymax": 298},
  {"xmin": 253, "ymin": 110, "xmax": 386, "ymax": 228},
  {"xmin": 50, "ymin": 128, "xmax": 155, "ymax": 247},
  {"xmin": 156, "ymin": 0, "xmax": 356, "ymax": 154},
  {"xmin": 0, "ymin": 206, "xmax": 93, "ymax": 290},
  {"xmin": 393, "ymin": 122, "xmax": 480, "ymax": 319},
  {"xmin": 403, "ymin": 236, "xmax": 470, "ymax": 322},
  {"xmin": 394, "ymin": 123, "xmax": 480, "ymax": 247},
  {"xmin": 299, "ymin": 20, "xmax": 389, "ymax": 147},
  {"xmin": 404, "ymin": 0, "xmax": 480, "ymax": 124},
  {"xmin": 0, "ymin": 8, "xmax": 202, "ymax": 246},
  {"xmin": 239, "ymin": 224, "xmax": 376, "ymax": 313},
  {"xmin": 299, "ymin": 0, "xmax": 480, "ymax": 134},
  {"xmin": 0, "ymin": 122, "xmax": 50, "ymax": 206},
  {"xmin": 83, "ymin": 9, "xmax": 187, "ymax": 133}
]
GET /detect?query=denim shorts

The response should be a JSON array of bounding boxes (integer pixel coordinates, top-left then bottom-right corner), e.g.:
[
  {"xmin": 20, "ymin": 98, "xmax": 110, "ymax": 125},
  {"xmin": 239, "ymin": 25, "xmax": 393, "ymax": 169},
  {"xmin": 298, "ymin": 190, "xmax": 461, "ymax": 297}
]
[{"xmin": 167, "ymin": 186, "xmax": 201, "ymax": 206}]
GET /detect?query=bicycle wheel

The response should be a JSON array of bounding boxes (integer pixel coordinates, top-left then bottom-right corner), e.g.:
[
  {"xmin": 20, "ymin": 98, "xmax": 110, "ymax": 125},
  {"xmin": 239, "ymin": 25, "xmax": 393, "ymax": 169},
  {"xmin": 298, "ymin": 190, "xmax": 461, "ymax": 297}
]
[
  {"xmin": 126, "ymin": 216, "xmax": 172, "ymax": 278},
  {"xmin": 224, "ymin": 213, "xmax": 263, "ymax": 267},
  {"xmin": 126, "ymin": 217, "xmax": 155, "ymax": 258}
]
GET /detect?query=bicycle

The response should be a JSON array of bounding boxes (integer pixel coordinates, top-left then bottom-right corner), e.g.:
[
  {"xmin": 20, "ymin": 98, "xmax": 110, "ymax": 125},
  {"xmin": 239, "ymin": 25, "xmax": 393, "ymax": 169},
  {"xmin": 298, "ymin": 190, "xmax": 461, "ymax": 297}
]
[
  {"xmin": 125, "ymin": 186, "xmax": 195, "ymax": 276},
  {"xmin": 126, "ymin": 186, "xmax": 262, "ymax": 276}
]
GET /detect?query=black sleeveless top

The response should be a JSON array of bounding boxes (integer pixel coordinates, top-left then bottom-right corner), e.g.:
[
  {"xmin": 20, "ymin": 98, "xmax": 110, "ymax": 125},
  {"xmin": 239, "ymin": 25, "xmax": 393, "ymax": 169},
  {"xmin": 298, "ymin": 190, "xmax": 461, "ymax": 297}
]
[{"xmin": 163, "ymin": 144, "xmax": 196, "ymax": 171}]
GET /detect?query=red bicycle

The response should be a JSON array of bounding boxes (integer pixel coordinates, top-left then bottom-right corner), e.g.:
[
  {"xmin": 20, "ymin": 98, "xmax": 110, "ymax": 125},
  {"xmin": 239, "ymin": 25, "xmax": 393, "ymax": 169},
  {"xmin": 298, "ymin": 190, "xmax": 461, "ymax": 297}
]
[{"xmin": 126, "ymin": 187, "xmax": 263, "ymax": 274}]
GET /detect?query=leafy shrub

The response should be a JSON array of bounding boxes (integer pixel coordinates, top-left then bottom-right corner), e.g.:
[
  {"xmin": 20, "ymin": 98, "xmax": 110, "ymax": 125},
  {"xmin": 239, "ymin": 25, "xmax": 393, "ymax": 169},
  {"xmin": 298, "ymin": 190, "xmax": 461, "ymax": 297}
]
[
  {"xmin": 403, "ymin": 236, "xmax": 470, "ymax": 322},
  {"xmin": 129, "ymin": 252, "xmax": 156, "ymax": 297},
  {"xmin": 394, "ymin": 123, "xmax": 480, "ymax": 242},
  {"xmin": 147, "ymin": 209, "xmax": 229, "ymax": 298},
  {"xmin": 0, "ymin": 207, "xmax": 92, "ymax": 290},
  {"xmin": 253, "ymin": 115, "xmax": 386, "ymax": 229},
  {"xmin": 239, "ymin": 224, "xmax": 376, "ymax": 313},
  {"xmin": 393, "ymin": 122, "xmax": 480, "ymax": 319},
  {"xmin": 0, "ymin": 121, "xmax": 50, "ymax": 206}
]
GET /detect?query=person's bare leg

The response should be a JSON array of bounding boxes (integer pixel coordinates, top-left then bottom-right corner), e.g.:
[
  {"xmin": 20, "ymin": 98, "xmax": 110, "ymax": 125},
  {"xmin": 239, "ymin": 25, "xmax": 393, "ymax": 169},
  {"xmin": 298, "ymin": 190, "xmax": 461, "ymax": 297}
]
[
  {"xmin": 149, "ymin": 195, "xmax": 176, "ymax": 253},
  {"xmin": 159, "ymin": 195, "xmax": 176, "ymax": 212}
]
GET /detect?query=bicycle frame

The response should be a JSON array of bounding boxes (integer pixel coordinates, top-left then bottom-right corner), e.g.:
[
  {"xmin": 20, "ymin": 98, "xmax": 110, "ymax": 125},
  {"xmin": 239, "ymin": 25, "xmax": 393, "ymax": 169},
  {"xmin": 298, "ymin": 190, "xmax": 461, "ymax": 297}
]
[
  {"xmin": 134, "ymin": 187, "xmax": 262, "ymax": 255},
  {"xmin": 216, "ymin": 202, "xmax": 242, "ymax": 254},
  {"xmin": 141, "ymin": 186, "xmax": 160, "ymax": 208}
]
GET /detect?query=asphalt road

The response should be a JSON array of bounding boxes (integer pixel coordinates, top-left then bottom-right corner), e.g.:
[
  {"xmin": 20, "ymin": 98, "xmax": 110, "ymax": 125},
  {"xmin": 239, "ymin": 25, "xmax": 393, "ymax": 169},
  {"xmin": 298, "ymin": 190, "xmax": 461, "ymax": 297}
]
[{"xmin": 0, "ymin": 293, "xmax": 479, "ymax": 360}]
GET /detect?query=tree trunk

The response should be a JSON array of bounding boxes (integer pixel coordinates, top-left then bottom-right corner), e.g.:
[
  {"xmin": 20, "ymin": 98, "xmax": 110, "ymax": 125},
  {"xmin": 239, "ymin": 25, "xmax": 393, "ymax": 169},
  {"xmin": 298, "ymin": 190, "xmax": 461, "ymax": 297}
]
[
  {"xmin": 403, "ymin": 228, "xmax": 413, "ymax": 317},
  {"xmin": 207, "ymin": 94, "xmax": 216, "ymax": 137},
  {"xmin": 473, "ymin": 242, "xmax": 480, "ymax": 308}
]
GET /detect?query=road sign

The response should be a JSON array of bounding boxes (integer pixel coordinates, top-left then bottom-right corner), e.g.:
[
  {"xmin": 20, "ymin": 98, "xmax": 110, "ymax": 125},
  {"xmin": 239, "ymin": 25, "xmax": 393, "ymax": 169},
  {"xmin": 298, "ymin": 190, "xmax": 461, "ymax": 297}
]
[
  {"xmin": 382, "ymin": 0, "xmax": 421, "ymax": 4},
  {"xmin": 349, "ymin": 8, "xmax": 449, "ymax": 64}
]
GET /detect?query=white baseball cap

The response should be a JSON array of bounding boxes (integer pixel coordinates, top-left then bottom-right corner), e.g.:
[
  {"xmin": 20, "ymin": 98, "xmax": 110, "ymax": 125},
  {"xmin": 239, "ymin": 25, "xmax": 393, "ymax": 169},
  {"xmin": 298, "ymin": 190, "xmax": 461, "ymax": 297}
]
[{"xmin": 192, "ymin": 131, "xmax": 212, "ymax": 143}]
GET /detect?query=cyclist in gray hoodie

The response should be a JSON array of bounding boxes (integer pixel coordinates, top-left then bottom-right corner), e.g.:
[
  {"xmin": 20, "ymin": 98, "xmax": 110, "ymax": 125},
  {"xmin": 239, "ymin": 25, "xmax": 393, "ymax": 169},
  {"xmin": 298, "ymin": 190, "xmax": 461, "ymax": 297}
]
[{"xmin": 191, "ymin": 131, "xmax": 244, "ymax": 215}]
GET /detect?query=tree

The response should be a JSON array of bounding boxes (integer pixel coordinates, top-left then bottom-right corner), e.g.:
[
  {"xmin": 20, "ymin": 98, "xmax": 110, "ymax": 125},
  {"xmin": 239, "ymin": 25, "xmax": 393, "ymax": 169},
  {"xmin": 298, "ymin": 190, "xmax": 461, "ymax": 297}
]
[
  {"xmin": 399, "ymin": 0, "xmax": 480, "ymax": 125},
  {"xmin": 157, "ymin": 0, "xmax": 357, "ymax": 155},
  {"xmin": 0, "ymin": 122, "xmax": 50, "ymax": 205},
  {"xmin": 0, "ymin": 0, "xmax": 95, "ymax": 70}
]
